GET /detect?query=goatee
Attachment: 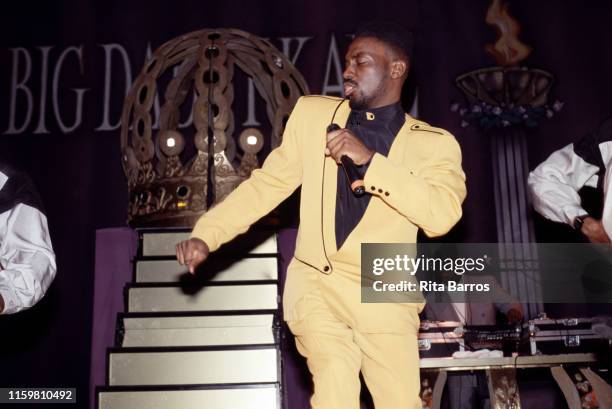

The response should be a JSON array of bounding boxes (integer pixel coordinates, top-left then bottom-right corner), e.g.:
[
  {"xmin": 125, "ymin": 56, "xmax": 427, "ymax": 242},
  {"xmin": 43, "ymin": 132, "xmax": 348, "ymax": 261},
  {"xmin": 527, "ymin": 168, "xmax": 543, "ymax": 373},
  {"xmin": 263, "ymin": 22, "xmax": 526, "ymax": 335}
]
[{"xmin": 348, "ymin": 97, "xmax": 367, "ymax": 111}]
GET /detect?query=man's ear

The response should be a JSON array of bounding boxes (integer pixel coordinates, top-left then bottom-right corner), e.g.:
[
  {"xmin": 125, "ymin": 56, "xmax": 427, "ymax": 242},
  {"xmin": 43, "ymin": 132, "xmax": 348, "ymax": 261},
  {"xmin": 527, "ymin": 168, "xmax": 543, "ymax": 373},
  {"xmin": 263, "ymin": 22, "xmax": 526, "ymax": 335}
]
[{"xmin": 391, "ymin": 60, "xmax": 408, "ymax": 79}]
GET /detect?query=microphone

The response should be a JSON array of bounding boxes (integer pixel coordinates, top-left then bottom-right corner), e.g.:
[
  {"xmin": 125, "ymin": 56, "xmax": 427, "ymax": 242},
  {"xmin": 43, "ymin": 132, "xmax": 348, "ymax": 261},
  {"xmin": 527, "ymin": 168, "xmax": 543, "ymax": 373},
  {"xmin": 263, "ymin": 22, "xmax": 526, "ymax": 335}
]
[{"xmin": 326, "ymin": 123, "xmax": 366, "ymax": 197}]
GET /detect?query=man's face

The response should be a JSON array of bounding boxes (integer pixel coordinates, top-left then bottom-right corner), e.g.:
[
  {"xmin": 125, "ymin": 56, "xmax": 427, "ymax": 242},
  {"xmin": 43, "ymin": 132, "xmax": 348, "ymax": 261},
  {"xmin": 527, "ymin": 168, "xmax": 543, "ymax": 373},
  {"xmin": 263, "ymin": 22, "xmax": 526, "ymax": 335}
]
[{"xmin": 343, "ymin": 36, "xmax": 394, "ymax": 110}]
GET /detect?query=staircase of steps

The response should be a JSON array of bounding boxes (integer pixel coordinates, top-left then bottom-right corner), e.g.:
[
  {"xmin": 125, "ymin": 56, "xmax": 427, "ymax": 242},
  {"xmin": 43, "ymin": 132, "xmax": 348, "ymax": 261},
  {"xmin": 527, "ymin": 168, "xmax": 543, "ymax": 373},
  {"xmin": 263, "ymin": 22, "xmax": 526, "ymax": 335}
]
[{"xmin": 97, "ymin": 229, "xmax": 284, "ymax": 409}]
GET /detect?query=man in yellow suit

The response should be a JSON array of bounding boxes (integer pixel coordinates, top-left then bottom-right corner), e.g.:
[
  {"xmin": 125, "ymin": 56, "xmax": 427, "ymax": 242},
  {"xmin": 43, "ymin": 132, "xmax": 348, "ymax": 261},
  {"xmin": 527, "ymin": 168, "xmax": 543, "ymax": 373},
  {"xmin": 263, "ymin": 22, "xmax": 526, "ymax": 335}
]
[{"xmin": 177, "ymin": 22, "xmax": 466, "ymax": 409}]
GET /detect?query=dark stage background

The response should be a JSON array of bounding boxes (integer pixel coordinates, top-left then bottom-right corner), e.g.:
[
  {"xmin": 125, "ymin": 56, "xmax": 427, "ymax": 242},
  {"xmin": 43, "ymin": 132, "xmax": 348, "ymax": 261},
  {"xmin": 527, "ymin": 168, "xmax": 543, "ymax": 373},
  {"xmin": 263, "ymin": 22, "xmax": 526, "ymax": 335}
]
[{"xmin": 1, "ymin": 0, "xmax": 611, "ymax": 407}]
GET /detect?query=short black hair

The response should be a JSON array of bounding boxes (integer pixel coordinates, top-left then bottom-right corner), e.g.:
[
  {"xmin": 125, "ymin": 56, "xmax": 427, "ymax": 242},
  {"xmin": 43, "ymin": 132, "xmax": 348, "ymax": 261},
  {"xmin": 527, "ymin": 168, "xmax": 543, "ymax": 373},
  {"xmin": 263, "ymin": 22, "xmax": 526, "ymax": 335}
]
[{"xmin": 354, "ymin": 21, "xmax": 413, "ymax": 62}]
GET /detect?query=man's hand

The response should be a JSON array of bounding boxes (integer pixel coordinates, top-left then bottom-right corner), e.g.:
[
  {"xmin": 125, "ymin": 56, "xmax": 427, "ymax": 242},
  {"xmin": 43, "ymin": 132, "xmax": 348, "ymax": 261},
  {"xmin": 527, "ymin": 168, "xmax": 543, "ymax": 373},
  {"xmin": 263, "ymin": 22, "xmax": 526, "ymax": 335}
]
[
  {"xmin": 176, "ymin": 238, "xmax": 210, "ymax": 274},
  {"xmin": 326, "ymin": 128, "xmax": 374, "ymax": 166},
  {"xmin": 581, "ymin": 217, "xmax": 611, "ymax": 243}
]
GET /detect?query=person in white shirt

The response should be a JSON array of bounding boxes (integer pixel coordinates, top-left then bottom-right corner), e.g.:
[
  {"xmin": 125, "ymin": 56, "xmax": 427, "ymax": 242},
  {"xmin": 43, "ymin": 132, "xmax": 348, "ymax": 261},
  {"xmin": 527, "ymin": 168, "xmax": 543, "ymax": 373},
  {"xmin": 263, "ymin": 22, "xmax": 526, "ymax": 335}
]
[
  {"xmin": 528, "ymin": 117, "xmax": 612, "ymax": 243},
  {"xmin": 0, "ymin": 165, "xmax": 56, "ymax": 314}
]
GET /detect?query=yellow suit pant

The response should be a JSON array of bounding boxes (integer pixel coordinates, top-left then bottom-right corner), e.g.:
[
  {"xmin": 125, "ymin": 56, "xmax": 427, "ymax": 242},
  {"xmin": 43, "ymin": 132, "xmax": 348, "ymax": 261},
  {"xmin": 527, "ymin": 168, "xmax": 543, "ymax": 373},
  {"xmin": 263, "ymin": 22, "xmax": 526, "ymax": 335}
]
[{"xmin": 287, "ymin": 286, "xmax": 422, "ymax": 409}]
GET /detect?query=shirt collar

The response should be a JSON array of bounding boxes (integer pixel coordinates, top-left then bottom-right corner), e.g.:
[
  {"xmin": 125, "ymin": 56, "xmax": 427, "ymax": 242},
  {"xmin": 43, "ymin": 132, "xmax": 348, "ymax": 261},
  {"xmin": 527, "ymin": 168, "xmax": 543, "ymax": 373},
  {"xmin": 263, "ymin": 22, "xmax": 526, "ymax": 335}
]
[{"xmin": 348, "ymin": 101, "xmax": 404, "ymax": 125}]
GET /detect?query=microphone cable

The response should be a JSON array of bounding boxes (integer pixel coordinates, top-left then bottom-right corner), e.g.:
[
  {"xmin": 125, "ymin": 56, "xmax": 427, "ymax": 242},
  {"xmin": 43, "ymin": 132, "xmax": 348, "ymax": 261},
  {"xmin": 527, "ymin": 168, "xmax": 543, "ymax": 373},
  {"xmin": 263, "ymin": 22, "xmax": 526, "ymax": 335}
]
[{"xmin": 319, "ymin": 98, "xmax": 348, "ymax": 273}]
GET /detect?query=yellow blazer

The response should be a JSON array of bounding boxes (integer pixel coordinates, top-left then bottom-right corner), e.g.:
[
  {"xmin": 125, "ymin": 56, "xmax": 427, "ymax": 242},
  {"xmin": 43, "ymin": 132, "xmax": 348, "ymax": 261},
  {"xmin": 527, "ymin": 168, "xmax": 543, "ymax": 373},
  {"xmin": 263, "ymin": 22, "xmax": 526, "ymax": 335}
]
[{"xmin": 192, "ymin": 95, "xmax": 467, "ymax": 332}]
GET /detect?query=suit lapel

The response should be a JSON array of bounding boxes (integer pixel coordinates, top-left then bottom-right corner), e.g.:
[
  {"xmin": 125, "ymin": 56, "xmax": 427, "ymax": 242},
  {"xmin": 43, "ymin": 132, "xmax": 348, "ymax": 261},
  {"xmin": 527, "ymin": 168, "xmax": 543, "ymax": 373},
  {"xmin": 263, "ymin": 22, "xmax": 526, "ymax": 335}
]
[
  {"xmin": 329, "ymin": 112, "xmax": 419, "ymax": 254},
  {"xmin": 322, "ymin": 100, "xmax": 351, "ymax": 256}
]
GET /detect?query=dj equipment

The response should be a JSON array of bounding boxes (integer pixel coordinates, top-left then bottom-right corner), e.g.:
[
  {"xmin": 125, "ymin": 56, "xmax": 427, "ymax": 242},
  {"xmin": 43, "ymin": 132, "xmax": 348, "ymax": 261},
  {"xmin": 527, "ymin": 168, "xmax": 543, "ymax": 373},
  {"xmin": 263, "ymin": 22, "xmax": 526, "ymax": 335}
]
[{"xmin": 524, "ymin": 316, "xmax": 611, "ymax": 356}]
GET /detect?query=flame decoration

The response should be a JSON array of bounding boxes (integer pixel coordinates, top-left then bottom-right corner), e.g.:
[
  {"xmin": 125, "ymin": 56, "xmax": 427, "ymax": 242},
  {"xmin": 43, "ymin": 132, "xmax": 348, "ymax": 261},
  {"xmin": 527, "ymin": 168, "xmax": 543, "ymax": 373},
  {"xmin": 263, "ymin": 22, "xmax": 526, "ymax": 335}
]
[{"xmin": 485, "ymin": 0, "xmax": 532, "ymax": 66}]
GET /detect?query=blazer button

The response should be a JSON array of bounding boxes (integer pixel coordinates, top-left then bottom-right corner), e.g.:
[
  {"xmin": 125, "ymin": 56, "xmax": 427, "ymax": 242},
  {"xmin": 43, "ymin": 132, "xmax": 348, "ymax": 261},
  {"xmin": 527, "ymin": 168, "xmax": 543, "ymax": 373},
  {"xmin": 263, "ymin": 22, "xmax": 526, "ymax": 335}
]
[
  {"xmin": 378, "ymin": 189, "xmax": 383, "ymax": 193},
  {"xmin": 323, "ymin": 266, "xmax": 330, "ymax": 272},
  {"xmin": 371, "ymin": 186, "xmax": 376, "ymax": 191},
  {"xmin": 385, "ymin": 192, "xmax": 390, "ymax": 196}
]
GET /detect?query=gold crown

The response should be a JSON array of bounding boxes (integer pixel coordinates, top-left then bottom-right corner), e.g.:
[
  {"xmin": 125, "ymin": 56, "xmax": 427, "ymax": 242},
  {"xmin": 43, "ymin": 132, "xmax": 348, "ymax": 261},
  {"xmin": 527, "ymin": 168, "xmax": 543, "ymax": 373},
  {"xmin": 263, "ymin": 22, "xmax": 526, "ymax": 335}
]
[{"xmin": 121, "ymin": 28, "xmax": 308, "ymax": 227}]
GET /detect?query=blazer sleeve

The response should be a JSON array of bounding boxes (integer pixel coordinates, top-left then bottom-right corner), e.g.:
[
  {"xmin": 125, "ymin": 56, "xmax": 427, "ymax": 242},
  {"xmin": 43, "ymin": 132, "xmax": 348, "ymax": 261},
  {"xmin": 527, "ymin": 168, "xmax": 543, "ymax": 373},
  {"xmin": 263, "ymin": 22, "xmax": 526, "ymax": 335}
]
[
  {"xmin": 363, "ymin": 129, "xmax": 466, "ymax": 237},
  {"xmin": 191, "ymin": 97, "xmax": 305, "ymax": 251}
]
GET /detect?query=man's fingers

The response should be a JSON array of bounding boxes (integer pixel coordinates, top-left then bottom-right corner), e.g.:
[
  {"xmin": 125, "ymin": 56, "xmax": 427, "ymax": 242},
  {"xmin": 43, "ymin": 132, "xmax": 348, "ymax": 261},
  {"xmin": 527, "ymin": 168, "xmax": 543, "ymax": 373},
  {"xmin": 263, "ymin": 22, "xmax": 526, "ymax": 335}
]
[
  {"xmin": 188, "ymin": 256, "xmax": 199, "ymax": 274},
  {"xmin": 328, "ymin": 139, "xmax": 347, "ymax": 163},
  {"xmin": 184, "ymin": 246, "xmax": 196, "ymax": 273},
  {"xmin": 176, "ymin": 241, "xmax": 194, "ymax": 265},
  {"xmin": 326, "ymin": 130, "xmax": 361, "ymax": 159},
  {"xmin": 176, "ymin": 238, "xmax": 209, "ymax": 273},
  {"xmin": 327, "ymin": 130, "xmax": 344, "ymax": 146},
  {"xmin": 185, "ymin": 246, "xmax": 196, "ymax": 264},
  {"xmin": 176, "ymin": 243, "xmax": 184, "ymax": 265},
  {"xmin": 326, "ymin": 128, "xmax": 345, "ymax": 143},
  {"xmin": 188, "ymin": 251, "xmax": 205, "ymax": 274},
  {"xmin": 326, "ymin": 132, "xmax": 343, "ymax": 149}
]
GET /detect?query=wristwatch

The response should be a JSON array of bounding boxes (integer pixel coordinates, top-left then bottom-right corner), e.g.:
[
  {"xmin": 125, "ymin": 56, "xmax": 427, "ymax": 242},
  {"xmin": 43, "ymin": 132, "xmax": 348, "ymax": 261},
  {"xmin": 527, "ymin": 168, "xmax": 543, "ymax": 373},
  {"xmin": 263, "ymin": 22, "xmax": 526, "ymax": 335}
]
[{"xmin": 573, "ymin": 214, "xmax": 589, "ymax": 231}]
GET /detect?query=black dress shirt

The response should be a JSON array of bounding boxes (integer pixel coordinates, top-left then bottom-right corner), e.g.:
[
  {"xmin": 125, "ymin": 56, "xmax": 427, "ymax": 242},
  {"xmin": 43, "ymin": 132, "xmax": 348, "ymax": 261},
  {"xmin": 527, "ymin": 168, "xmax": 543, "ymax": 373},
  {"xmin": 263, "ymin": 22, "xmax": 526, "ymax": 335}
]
[{"xmin": 335, "ymin": 101, "xmax": 406, "ymax": 249}]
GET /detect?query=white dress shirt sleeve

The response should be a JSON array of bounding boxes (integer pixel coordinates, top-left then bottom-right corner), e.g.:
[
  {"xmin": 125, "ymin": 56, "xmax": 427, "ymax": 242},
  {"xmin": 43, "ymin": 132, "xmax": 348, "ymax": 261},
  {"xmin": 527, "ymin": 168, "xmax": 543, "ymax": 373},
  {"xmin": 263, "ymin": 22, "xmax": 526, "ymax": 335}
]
[
  {"xmin": 528, "ymin": 143, "xmax": 600, "ymax": 226},
  {"xmin": 0, "ymin": 203, "xmax": 57, "ymax": 314}
]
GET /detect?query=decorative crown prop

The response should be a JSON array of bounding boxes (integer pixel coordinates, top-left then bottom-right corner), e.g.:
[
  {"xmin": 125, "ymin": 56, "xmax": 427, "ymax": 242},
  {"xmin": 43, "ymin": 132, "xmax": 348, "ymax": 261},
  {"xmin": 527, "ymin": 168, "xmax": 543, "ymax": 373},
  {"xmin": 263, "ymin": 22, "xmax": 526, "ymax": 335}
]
[{"xmin": 120, "ymin": 28, "xmax": 309, "ymax": 227}]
